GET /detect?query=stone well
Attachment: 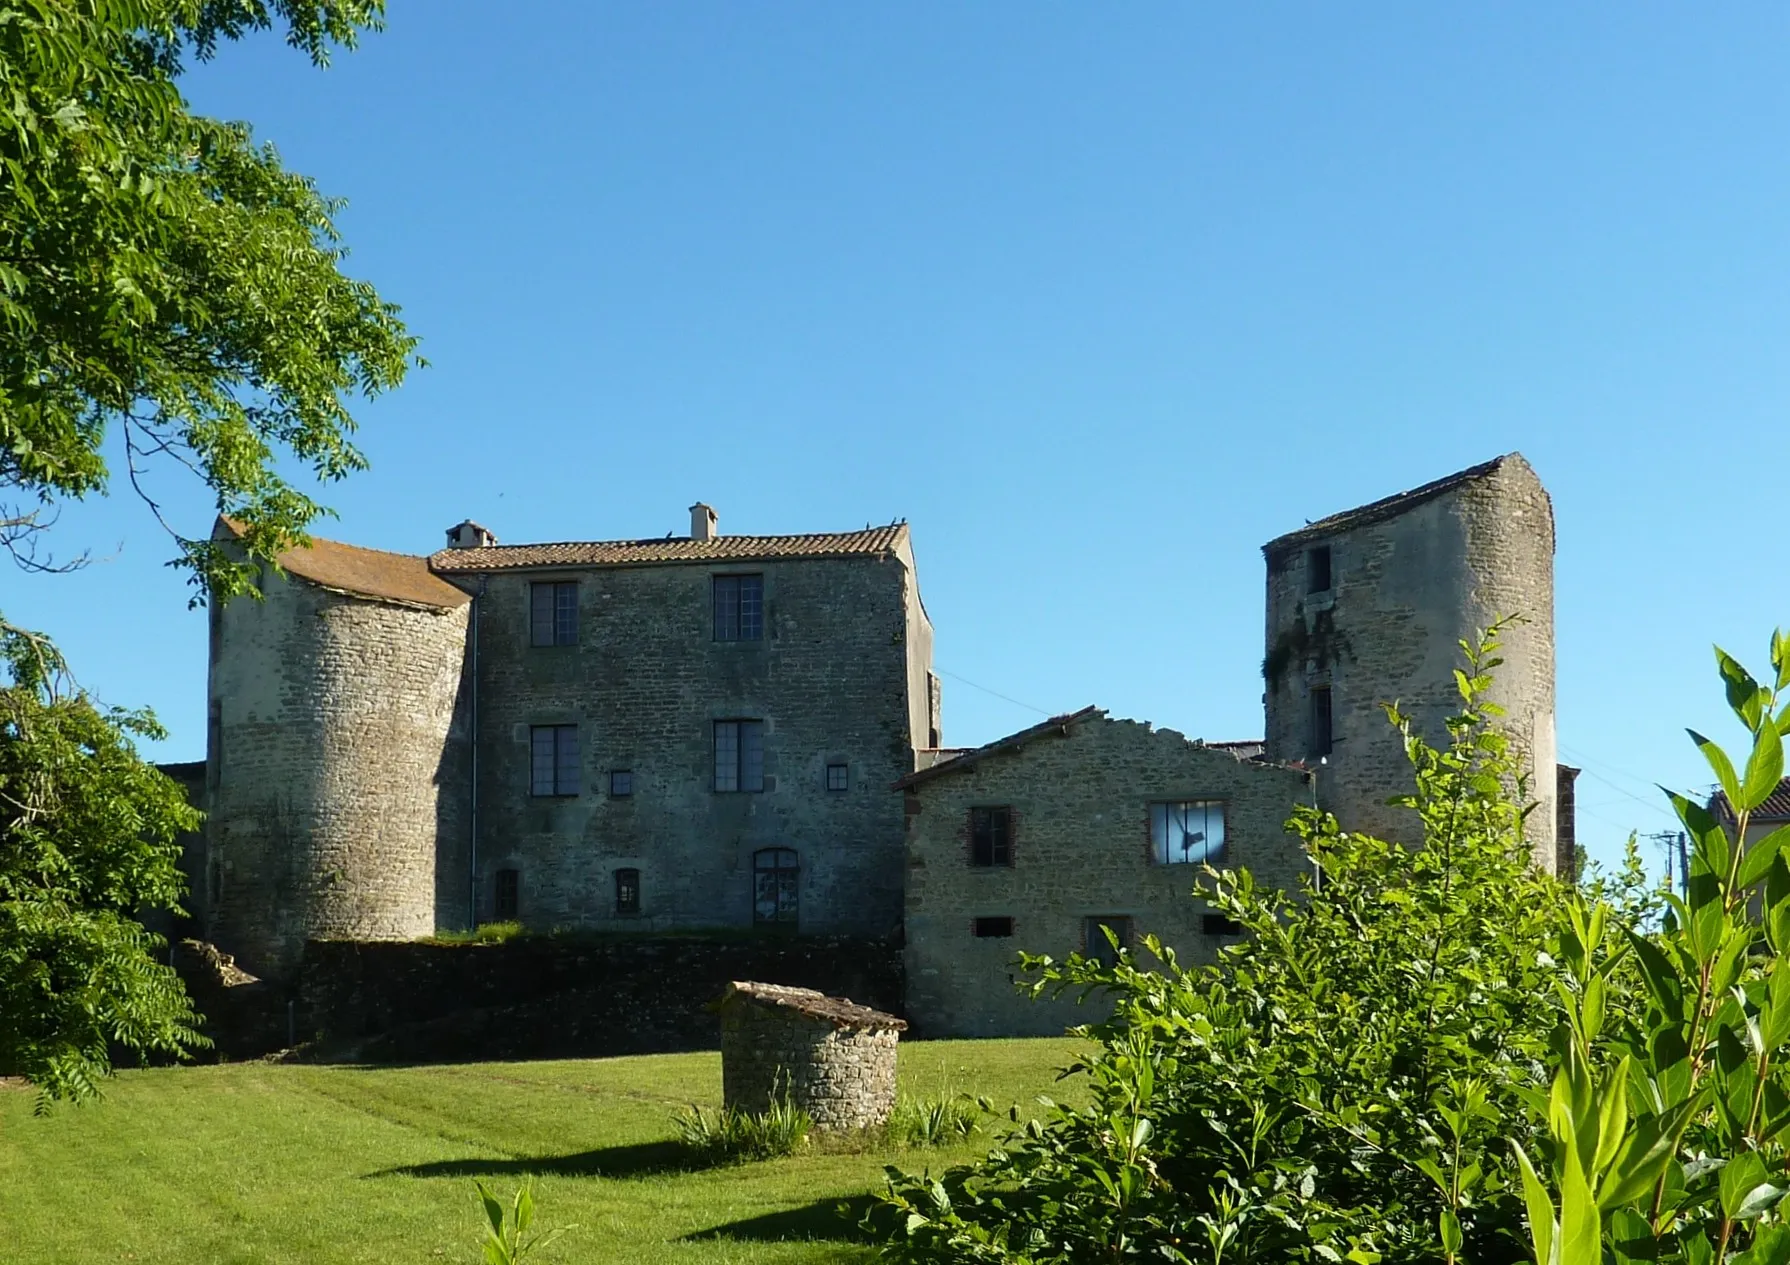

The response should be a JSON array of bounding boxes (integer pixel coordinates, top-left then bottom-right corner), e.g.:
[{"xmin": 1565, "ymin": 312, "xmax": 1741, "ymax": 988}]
[{"xmin": 714, "ymin": 981, "xmax": 907, "ymax": 1131}]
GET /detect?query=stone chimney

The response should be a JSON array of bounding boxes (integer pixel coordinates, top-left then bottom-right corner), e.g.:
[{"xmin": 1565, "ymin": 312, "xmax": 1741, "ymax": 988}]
[
  {"xmin": 444, "ymin": 520, "xmax": 497, "ymax": 549},
  {"xmin": 690, "ymin": 503, "xmax": 718, "ymax": 541}
]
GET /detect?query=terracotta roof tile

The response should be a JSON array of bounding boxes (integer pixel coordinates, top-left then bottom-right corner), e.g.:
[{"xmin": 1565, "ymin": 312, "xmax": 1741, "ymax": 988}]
[
  {"xmin": 429, "ymin": 524, "xmax": 908, "ymax": 573},
  {"xmin": 1712, "ymin": 777, "xmax": 1790, "ymax": 823},
  {"xmin": 1263, "ymin": 454, "xmax": 1521, "ymax": 557},
  {"xmin": 216, "ymin": 518, "xmax": 471, "ymax": 610}
]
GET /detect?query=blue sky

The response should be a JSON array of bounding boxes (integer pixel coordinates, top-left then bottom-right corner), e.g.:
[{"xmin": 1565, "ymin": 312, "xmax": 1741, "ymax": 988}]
[{"xmin": 12, "ymin": 5, "xmax": 1790, "ymax": 877}]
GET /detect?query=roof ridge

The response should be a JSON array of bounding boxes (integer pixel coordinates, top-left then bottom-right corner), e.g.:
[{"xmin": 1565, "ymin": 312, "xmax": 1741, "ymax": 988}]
[
  {"xmin": 217, "ymin": 515, "xmax": 430, "ymax": 563},
  {"xmin": 455, "ymin": 523, "xmax": 905, "ymax": 551},
  {"xmin": 1263, "ymin": 453, "xmax": 1522, "ymax": 555}
]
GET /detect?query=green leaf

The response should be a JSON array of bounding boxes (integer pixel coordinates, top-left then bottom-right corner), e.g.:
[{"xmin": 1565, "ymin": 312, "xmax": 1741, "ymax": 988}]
[
  {"xmin": 1739, "ymin": 824, "xmax": 1790, "ymax": 889},
  {"xmin": 1690, "ymin": 730, "xmax": 1744, "ymax": 815},
  {"xmin": 1719, "ymin": 647, "xmax": 1771, "ymax": 732},
  {"xmin": 1744, "ymin": 725, "xmax": 1787, "ymax": 813},
  {"xmin": 1734, "ymin": 1182, "xmax": 1786, "ymax": 1221},
  {"xmin": 1559, "ymin": 1129, "xmax": 1602, "ymax": 1265},
  {"xmin": 1721, "ymin": 1151, "xmax": 1769, "ymax": 1219},
  {"xmin": 1440, "ymin": 1209, "xmax": 1463, "ymax": 1256},
  {"xmin": 1512, "ymin": 1141, "xmax": 1557, "ymax": 1265}
]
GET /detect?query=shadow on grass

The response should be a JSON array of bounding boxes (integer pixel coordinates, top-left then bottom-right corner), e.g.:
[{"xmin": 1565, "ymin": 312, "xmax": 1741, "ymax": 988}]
[
  {"xmin": 368, "ymin": 1140, "xmax": 700, "ymax": 1180},
  {"xmin": 683, "ymin": 1193, "xmax": 881, "ymax": 1243}
]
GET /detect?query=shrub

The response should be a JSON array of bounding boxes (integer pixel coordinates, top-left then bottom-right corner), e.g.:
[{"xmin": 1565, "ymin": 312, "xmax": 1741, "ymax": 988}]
[
  {"xmin": 888, "ymin": 1093, "xmax": 988, "ymax": 1148},
  {"xmin": 674, "ymin": 1093, "xmax": 813, "ymax": 1163},
  {"xmin": 429, "ymin": 921, "xmax": 527, "ymax": 946},
  {"xmin": 473, "ymin": 1181, "xmax": 573, "ymax": 1264},
  {"xmin": 873, "ymin": 622, "xmax": 1645, "ymax": 1264}
]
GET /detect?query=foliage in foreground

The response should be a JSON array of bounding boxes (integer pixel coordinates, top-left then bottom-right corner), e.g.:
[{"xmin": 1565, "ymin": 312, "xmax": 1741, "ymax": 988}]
[
  {"xmin": 887, "ymin": 1093, "xmax": 988, "ymax": 1149},
  {"xmin": 0, "ymin": 634, "xmax": 205, "ymax": 1108},
  {"xmin": 1514, "ymin": 636, "xmax": 1790, "ymax": 1265},
  {"xmin": 874, "ymin": 624, "xmax": 1648, "ymax": 1263},
  {"xmin": 674, "ymin": 1093, "xmax": 814, "ymax": 1164},
  {"xmin": 474, "ymin": 1181, "xmax": 573, "ymax": 1265}
]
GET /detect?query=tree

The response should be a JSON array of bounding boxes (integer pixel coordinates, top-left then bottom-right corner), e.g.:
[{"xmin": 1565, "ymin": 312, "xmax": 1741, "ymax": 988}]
[
  {"xmin": 873, "ymin": 626, "xmax": 1655, "ymax": 1264},
  {"xmin": 0, "ymin": 0, "xmax": 416, "ymax": 1103}
]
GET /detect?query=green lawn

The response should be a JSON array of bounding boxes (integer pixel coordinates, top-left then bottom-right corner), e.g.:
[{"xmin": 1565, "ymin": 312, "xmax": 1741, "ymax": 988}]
[{"xmin": 0, "ymin": 1039, "xmax": 1090, "ymax": 1265}]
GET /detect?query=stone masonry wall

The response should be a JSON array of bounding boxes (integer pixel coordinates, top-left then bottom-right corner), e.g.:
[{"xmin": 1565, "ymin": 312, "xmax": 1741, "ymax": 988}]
[
  {"xmin": 903, "ymin": 717, "xmax": 1314, "ymax": 1037},
  {"xmin": 464, "ymin": 553, "xmax": 925, "ymax": 936},
  {"xmin": 720, "ymin": 1004, "xmax": 900, "ymax": 1131},
  {"xmin": 207, "ymin": 569, "xmax": 470, "ymax": 977},
  {"xmin": 1262, "ymin": 456, "xmax": 1557, "ymax": 866}
]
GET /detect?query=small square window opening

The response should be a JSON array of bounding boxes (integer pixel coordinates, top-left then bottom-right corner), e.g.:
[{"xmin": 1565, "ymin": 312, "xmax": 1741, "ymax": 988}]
[
  {"xmin": 970, "ymin": 806, "xmax": 1013, "ymax": 867},
  {"xmin": 973, "ymin": 916, "xmax": 1014, "ymax": 938},
  {"xmin": 1203, "ymin": 914, "xmax": 1243, "ymax": 936},
  {"xmin": 826, "ymin": 763, "xmax": 849, "ymax": 792},
  {"xmin": 609, "ymin": 769, "xmax": 633, "ymax": 798}
]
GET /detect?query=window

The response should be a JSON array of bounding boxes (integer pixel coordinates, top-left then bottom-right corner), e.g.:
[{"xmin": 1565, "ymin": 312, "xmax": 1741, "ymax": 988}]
[
  {"xmin": 530, "ymin": 581, "xmax": 578, "ymax": 647},
  {"xmin": 494, "ymin": 869, "xmax": 519, "ymax": 921},
  {"xmin": 713, "ymin": 574, "xmax": 764, "ymax": 641},
  {"xmin": 1150, "ymin": 801, "xmax": 1227, "ymax": 866},
  {"xmin": 826, "ymin": 763, "xmax": 849, "ymax": 792},
  {"xmin": 609, "ymin": 769, "xmax": 633, "ymax": 798},
  {"xmin": 530, "ymin": 724, "xmax": 580, "ymax": 796},
  {"xmin": 973, "ymin": 916, "xmax": 1014, "ymax": 938},
  {"xmin": 1310, "ymin": 685, "xmax": 1334, "ymax": 757},
  {"xmin": 615, "ymin": 868, "xmax": 640, "ymax": 915},
  {"xmin": 1307, "ymin": 545, "xmax": 1332, "ymax": 595},
  {"xmin": 753, "ymin": 848, "xmax": 799, "ymax": 927},
  {"xmin": 970, "ymin": 806, "xmax": 1013, "ymax": 867},
  {"xmin": 1203, "ymin": 914, "xmax": 1243, "ymax": 936},
  {"xmin": 1085, "ymin": 916, "xmax": 1132, "ymax": 969},
  {"xmin": 714, "ymin": 720, "xmax": 765, "ymax": 792}
]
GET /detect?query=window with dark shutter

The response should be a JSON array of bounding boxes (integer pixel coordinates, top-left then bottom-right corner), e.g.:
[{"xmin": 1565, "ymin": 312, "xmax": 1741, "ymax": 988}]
[
  {"xmin": 1085, "ymin": 916, "xmax": 1132, "ymax": 968},
  {"xmin": 1203, "ymin": 914, "xmax": 1243, "ymax": 936},
  {"xmin": 973, "ymin": 916, "xmax": 1014, "ymax": 938},
  {"xmin": 970, "ymin": 806, "xmax": 1013, "ymax": 867}
]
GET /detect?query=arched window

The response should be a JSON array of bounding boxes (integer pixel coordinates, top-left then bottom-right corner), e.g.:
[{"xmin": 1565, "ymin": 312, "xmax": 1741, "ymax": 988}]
[
  {"xmin": 753, "ymin": 848, "xmax": 799, "ymax": 928},
  {"xmin": 493, "ymin": 868, "xmax": 520, "ymax": 922}
]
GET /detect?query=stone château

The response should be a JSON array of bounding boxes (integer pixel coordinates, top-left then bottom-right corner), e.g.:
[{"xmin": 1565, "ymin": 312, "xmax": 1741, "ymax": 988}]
[{"xmin": 187, "ymin": 454, "xmax": 1573, "ymax": 1032}]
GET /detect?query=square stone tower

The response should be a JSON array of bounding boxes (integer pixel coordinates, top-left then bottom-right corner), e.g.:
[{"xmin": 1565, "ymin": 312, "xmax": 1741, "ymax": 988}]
[{"xmin": 1261, "ymin": 454, "xmax": 1561, "ymax": 871}]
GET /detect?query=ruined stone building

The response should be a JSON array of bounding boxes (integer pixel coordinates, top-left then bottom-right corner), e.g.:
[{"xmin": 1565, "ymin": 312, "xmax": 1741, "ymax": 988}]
[{"xmin": 187, "ymin": 453, "xmax": 1570, "ymax": 1034}]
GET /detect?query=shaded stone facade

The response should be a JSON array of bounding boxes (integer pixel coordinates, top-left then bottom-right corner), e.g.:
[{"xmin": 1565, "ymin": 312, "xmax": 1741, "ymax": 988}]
[
  {"xmin": 1262, "ymin": 454, "xmax": 1561, "ymax": 871},
  {"xmin": 899, "ymin": 712, "xmax": 1315, "ymax": 1037},
  {"xmin": 715, "ymin": 981, "xmax": 904, "ymax": 1131}
]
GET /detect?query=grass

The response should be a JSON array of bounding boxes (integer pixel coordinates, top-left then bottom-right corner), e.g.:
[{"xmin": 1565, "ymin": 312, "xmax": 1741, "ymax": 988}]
[{"xmin": 0, "ymin": 1038, "xmax": 1090, "ymax": 1264}]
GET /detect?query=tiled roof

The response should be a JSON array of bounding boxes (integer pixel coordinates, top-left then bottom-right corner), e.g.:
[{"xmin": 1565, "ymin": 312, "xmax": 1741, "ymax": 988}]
[
  {"xmin": 713, "ymin": 981, "xmax": 907, "ymax": 1030},
  {"xmin": 1263, "ymin": 454, "xmax": 1520, "ymax": 556},
  {"xmin": 429, "ymin": 524, "xmax": 908, "ymax": 573},
  {"xmin": 894, "ymin": 707, "xmax": 1106, "ymax": 789},
  {"xmin": 215, "ymin": 517, "xmax": 472, "ymax": 610},
  {"xmin": 1712, "ymin": 777, "xmax": 1790, "ymax": 823}
]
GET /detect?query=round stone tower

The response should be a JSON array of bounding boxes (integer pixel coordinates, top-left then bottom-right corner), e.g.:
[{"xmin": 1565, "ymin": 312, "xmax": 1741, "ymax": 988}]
[
  {"xmin": 204, "ymin": 520, "xmax": 472, "ymax": 977},
  {"xmin": 1260, "ymin": 455, "xmax": 1559, "ymax": 870}
]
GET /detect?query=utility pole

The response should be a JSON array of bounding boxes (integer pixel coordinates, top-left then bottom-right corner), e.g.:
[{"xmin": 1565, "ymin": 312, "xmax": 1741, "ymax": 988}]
[{"xmin": 1644, "ymin": 830, "xmax": 1689, "ymax": 896}]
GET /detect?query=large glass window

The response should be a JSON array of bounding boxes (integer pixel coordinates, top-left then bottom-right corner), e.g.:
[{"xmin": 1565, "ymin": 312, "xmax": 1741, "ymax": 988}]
[
  {"xmin": 530, "ymin": 581, "xmax": 578, "ymax": 647},
  {"xmin": 714, "ymin": 720, "xmax": 765, "ymax": 792},
  {"xmin": 530, "ymin": 724, "xmax": 580, "ymax": 796},
  {"xmin": 753, "ymin": 848, "xmax": 799, "ymax": 927},
  {"xmin": 1150, "ymin": 801, "xmax": 1226, "ymax": 865},
  {"xmin": 713, "ymin": 574, "xmax": 764, "ymax": 641}
]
